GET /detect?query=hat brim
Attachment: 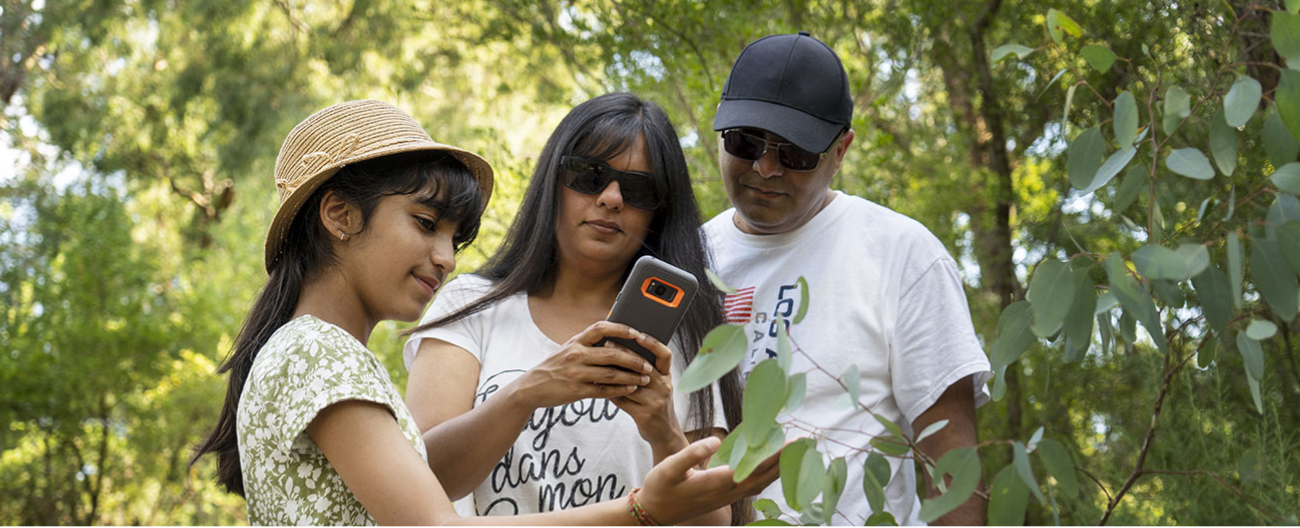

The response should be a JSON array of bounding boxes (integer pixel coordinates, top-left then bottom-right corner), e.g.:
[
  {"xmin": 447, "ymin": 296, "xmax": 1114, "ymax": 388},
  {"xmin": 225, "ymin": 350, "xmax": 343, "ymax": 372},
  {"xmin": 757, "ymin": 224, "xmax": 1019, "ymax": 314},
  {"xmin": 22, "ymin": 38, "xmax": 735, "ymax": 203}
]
[
  {"xmin": 263, "ymin": 141, "xmax": 494, "ymax": 272},
  {"xmin": 712, "ymin": 99, "xmax": 846, "ymax": 153}
]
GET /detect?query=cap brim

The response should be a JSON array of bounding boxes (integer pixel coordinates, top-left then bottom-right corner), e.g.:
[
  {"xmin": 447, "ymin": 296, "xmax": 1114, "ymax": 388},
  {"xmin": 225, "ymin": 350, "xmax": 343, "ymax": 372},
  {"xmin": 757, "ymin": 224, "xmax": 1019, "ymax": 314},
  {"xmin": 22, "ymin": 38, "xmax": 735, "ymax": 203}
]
[
  {"xmin": 712, "ymin": 99, "xmax": 845, "ymax": 153},
  {"xmin": 263, "ymin": 141, "xmax": 494, "ymax": 273}
]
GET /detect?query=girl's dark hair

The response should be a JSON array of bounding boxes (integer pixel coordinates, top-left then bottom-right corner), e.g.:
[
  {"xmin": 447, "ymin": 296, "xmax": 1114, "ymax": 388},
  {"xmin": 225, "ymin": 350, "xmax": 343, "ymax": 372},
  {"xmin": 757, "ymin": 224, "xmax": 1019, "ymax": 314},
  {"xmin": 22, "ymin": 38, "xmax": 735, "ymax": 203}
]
[
  {"xmin": 409, "ymin": 92, "xmax": 751, "ymax": 523},
  {"xmin": 191, "ymin": 151, "xmax": 483, "ymax": 497}
]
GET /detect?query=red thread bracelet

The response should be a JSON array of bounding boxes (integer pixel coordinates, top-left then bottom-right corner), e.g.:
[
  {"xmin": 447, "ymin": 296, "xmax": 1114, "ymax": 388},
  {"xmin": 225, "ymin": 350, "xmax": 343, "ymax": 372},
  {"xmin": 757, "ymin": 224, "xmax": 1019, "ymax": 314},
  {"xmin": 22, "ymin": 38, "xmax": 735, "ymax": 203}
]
[{"xmin": 627, "ymin": 487, "xmax": 662, "ymax": 526}]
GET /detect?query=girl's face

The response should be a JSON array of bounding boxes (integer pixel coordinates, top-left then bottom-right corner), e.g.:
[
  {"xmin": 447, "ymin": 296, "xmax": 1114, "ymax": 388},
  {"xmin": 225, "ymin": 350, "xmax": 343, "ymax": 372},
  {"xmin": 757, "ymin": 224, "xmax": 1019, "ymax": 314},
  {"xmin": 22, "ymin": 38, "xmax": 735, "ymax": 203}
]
[
  {"xmin": 339, "ymin": 192, "xmax": 460, "ymax": 324},
  {"xmin": 554, "ymin": 135, "xmax": 656, "ymax": 272}
]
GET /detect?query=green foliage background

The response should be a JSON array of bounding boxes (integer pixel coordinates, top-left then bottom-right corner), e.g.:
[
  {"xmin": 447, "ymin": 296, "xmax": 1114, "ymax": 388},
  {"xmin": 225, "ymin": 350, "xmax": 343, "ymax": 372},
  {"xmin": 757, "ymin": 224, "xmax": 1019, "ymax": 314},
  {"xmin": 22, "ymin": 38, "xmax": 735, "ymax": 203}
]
[{"xmin": 2, "ymin": 0, "xmax": 1298, "ymax": 524}]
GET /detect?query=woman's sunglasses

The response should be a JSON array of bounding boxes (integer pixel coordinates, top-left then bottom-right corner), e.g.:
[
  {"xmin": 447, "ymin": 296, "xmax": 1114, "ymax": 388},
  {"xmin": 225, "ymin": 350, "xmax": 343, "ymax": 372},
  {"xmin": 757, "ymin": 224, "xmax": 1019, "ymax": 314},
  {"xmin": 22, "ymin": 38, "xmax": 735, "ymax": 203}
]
[
  {"xmin": 560, "ymin": 155, "xmax": 664, "ymax": 210},
  {"xmin": 721, "ymin": 129, "xmax": 832, "ymax": 172}
]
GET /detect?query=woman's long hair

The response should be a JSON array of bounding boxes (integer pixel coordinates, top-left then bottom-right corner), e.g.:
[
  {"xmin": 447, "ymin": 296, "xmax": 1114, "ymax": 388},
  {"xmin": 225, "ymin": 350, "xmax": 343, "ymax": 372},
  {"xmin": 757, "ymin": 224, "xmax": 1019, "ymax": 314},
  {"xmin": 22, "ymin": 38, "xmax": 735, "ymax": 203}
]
[
  {"xmin": 410, "ymin": 93, "xmax": 750, "ymax": 523},
  {"xmin": 191, "ymin": 151, "xmax": 484, "ymax": 496}
]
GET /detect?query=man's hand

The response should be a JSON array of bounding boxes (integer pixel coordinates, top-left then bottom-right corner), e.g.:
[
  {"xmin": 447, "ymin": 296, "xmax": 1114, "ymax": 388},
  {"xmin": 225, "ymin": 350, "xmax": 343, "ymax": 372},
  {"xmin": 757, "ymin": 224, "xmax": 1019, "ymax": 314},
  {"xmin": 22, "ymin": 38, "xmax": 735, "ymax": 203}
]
[{"xmin": 912, "ymin": 374, "xmax": 987, "ymax": 525}]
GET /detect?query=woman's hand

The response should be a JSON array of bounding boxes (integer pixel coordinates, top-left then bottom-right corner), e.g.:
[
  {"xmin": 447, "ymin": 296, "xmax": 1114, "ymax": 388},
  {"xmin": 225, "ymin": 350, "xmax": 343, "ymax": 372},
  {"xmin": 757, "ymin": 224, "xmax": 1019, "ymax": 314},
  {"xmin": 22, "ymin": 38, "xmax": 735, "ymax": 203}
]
[
  {"xmin": 610, "ymin": 332, "xmax": 689, "ymax": 460},
  {"xmin": 634, "ymin": 437, "xmax": 782, "ymax": 526},
  {"xmin": 510, "ymin": 321, "xmax": 655, "ymax": 409}
]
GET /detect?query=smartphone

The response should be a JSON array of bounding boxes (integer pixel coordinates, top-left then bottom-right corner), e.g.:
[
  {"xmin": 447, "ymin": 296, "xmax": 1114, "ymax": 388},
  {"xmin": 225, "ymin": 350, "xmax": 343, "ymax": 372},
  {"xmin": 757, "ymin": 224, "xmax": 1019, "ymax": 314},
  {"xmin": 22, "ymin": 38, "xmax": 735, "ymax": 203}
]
[{"xmin": 602, "ymin": 255, "xmax": 699, "ymax": 364}]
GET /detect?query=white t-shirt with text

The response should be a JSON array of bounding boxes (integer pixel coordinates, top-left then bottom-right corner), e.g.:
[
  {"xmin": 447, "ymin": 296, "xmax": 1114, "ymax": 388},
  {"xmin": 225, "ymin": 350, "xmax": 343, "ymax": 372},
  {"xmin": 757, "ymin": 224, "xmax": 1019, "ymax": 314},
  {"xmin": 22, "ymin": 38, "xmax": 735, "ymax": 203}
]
[
  {"xmin": 704, "ymin": 191, "xmax": 992, "ymax": 526},
  {"xmin": 403, "ymin": 274, "xmax": 726, "ymax": 517}
]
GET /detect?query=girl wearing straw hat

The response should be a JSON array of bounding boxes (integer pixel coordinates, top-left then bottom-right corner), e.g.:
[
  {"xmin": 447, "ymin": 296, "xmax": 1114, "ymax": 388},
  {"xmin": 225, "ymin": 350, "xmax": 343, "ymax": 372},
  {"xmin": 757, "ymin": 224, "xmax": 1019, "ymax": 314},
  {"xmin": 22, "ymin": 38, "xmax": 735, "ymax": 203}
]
[
  {"xmin": 402, "ymin": 93, "xmax": 747, "ymax": 524},
  {"xmin": 192, "ymin": 100, "xmax": 775, "ymax": 525}
]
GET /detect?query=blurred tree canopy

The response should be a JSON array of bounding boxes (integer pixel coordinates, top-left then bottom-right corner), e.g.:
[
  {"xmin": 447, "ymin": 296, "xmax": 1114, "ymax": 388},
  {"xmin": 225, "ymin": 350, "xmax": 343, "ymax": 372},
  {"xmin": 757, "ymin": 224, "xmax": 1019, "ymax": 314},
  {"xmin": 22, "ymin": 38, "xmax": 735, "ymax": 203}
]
[{"xmin": 1, "ymin": 0, "xmax": 1297, "ymax": 524}]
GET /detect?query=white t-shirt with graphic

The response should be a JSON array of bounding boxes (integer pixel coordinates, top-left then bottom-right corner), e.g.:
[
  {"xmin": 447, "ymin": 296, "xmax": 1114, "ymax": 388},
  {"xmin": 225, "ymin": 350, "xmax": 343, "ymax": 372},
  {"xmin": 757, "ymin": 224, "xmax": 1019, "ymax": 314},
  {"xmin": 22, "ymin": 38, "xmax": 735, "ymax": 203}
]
[
  {"xmin": 403, "ymin": 274, "xmax": 726, "ymax": 517},
  {"xmin": 704, "ymin": 191, "xmax": 992, "ymax": 526}
]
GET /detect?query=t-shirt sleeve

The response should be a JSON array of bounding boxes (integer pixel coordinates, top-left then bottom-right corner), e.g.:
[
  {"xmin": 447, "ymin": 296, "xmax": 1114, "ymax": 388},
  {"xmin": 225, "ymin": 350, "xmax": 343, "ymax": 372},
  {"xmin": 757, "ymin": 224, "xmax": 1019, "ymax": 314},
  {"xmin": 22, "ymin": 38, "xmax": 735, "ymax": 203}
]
[
  {"xmin": 403, "ymin": 276, "xmax": 492, "ymax": 370},
  {"xmin": 261, "ymin": 326, "xmax": 403, "ymax": 452},
  {"xmin": 890, "ymin": 256, "xmax": 993, "ymax": 425}
]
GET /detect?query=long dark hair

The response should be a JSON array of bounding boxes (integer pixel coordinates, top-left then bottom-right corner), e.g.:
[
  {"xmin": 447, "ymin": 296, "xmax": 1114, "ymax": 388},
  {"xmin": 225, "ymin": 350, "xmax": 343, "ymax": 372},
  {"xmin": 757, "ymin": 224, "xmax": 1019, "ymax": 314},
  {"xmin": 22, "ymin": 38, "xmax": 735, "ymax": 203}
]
[
  {"xmin": 191, "ymin": 151, "xmax": 484, "ymax": 497},
  {"xmin": 409, "ymin": 93, "xmax": 750, "ymax": 522}
]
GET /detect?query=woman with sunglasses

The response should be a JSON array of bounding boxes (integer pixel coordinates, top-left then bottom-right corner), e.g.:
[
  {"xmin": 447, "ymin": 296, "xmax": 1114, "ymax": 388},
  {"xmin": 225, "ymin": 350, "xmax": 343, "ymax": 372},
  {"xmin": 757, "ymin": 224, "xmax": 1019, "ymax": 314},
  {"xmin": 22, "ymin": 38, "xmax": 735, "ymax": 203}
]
[{"xmin": 402, "ymin": 93, "xmax": 748, "ymax": 524}]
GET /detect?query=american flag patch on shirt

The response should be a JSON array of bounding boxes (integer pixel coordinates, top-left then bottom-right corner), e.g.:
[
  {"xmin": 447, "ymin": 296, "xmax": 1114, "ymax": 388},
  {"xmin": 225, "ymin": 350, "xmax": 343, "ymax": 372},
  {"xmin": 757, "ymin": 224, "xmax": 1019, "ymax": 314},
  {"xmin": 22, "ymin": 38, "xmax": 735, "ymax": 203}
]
[{"xmin": 724, "ymin": 286, "xmax": 756, "ymax": 324}]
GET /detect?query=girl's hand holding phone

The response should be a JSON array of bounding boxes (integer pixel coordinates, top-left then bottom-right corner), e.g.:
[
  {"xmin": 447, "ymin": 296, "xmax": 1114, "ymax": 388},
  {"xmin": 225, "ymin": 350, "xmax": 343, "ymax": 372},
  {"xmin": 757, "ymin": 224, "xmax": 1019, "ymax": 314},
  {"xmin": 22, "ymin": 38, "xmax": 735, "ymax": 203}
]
[{"xmin": 634, "ymin": 436, "xmax": 782, "ymax": 526}]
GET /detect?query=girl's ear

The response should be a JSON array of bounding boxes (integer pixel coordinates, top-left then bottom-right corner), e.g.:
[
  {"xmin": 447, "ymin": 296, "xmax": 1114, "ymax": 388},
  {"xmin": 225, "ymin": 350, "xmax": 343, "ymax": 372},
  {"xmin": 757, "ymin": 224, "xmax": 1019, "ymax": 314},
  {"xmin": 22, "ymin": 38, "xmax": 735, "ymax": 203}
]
[{"xmin": 318, "ymin": 190, "xmax": 360, "ymax": 241}]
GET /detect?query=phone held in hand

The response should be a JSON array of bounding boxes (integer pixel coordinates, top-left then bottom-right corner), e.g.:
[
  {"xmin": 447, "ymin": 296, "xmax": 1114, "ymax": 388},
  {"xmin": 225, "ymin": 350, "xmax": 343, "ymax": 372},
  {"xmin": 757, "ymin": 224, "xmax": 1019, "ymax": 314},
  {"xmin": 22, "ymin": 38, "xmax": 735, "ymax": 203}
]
[{"xmin": 603, "ymin": 255, "xmax": 699, "ymax": 363}]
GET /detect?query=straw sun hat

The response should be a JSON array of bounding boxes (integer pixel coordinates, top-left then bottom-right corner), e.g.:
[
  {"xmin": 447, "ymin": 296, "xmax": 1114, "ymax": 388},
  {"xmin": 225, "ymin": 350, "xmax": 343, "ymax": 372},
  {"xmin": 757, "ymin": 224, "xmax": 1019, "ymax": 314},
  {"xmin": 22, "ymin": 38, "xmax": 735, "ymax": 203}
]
[{"xmin": 264, "ymin": 99, "xmax": 494, "ymax": 272}]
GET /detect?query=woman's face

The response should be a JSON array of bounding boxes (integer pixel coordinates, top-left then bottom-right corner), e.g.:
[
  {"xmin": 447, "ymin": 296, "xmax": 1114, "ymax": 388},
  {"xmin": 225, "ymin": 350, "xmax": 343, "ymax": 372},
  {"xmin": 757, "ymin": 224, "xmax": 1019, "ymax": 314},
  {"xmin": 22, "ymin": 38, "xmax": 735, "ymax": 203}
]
[
  {"xmin": 554, "ymin": 135, "xmax": 656, "ymax": 273},
  {"xmin": 340, "ymin": 192, "xmax": 460, "ymax": 324}
]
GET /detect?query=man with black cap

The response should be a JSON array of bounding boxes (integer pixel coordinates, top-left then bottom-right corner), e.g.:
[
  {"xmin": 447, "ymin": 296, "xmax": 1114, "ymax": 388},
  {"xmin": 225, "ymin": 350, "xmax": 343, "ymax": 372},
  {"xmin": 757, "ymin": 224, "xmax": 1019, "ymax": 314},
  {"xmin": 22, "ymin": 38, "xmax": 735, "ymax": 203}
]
[{"xmin": 704, "ymin": 32, "xmax": 992, "ymax": 525}]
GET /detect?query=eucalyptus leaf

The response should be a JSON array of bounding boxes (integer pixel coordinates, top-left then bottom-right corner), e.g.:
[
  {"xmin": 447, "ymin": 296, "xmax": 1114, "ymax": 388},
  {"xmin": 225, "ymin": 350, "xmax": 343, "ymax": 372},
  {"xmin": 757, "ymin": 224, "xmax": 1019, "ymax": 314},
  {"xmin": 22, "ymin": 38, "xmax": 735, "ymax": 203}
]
[
  {"xmin": 1081, "ymin": 44, "xmax": 1116, "ymax": 73},
  {"xmin": 1013, "ymin": 441, "xmax": 1046, "ymax": 504},
  {"xmin": 1272, "ymin": 12, "xmax": 1300, "ymax": 64},
  {"xmin": 863, "ymin": 453, "xmax": 892, "ymax": 514},
  {"xmin": 1028, "ymin": 260, "xmax": 1076, "ymax": 337},
  {"xmin": 1191, "ymin": 266, "xmax": 1232, "ymax": 336},
  {"xmin": 1111, "ymin": 163, "xmax": 1147, "ymax": 212},
  {"xmin": 875, "ymin": 414, "xmax": 905, "ymax": 438},
  {"xmin": 754, "ymin": 499, "xmax": 782, "ymax": 520},
  {"xmin": 1036, "ymin": 439, "xmax": 1080, "ymax": 497},
  {"xmin": 681, "ymin": 324, "xmax": 749, "ymax": 393},
  {"xmin": 1163, "ymin": 86, "xmax": 1192, "ymax": 135},
  {"xmin": 1063, "ymin": 264, "xmax": 1096, "ymax": 361},
  {"xmin": 1276, "ymin": 69, "xmax": 1300, "ymax": 141},
  {"xmin": 793, "ymin": 276, "xmax": 810, "ymax": 324},
  {"xmin": 991, "ymin": 44, "xmax": 1035, "ymax": 63},
  {"xmin": 1085, "ymin": 147, "xmax": 1136, "ymax": 194},
  {"xmin": 988, "ymin": 465, "xmax": 1030, "ymax": 526},
  {"xmin": 1248, "ymin": 370, "xmax": 1265, "ymax": 414},
  {"xmin": 1027, "ymin": 426, "xmax": 1045, "ymax": 452},
  {"xmin": 1098, "ymin": 313, "xmax": 1114, "ymax": 356},
  {"xmin": 711, "ymin": 423, "xmax": 743, "ymax": 468},
  {"xmin": 1166, "ymin": 148, "xmax": 1216, "ymax": 180},
  {"xmin": 822, "ymin": 458, "xmax": 848, "ymax": 522},
  {"xmin": 1246, "ymin": 319, "xmax": 1278, "ymax": 340},
  {"xmin": 780, "ymin": 438, "xmax": 814, "ymax": 510},
  {"xmin": 1235, "ymin": 332, "xmax": 1265, "ymax": 382},
  {"xmin": 1228, "ymin": 233, "xmax": 1244, "ymax": 309},
  {"xmin": 1224, "ymin": 75, "xmax": 1262, "ymax": 127},
  {"xmin": 1264, "ymin": 104, "xmax": 1300, "ymax": 166},
  {"xmin": 918, "ymin": 447, "xmax": 982, "ymax": 523},
  {"xmin": 1068, "ymin": 127, "xmax": 1106, "ymax": 191},
  {"xmin": 1252, "ymin": 237, "xmax": 1299, "ymax": 323},
  {"xmin": 785, "ymin": 372, "xmax": 807, "ymax": 414},
  {"xmin": 1132, "ymin": 244, "xmax": 1189, "ymax": 281},
  {"xmin": 1209, "ymin": 108, "xmax": 1237, "ymax": 176},
  {"xmin": 743, "ymin": 360, "xmax": 788, "ymax": 440},
  {"xmin": 735, "ymin": 424, "xmax": 785, "ymax": 481},
  {"xmin": 1062, "ymin": 83, "xmax": 1077, "ymax": 131},
  {"xmin": 865, "ymin": 512, "xmax": 899, "ymax": 526},
  {"xmin": 1104, "ymin": 253, "xmax": 1167, "ymax": 353},
  {"xmin": 796, "ymin": 443, "xmax": 827, "ymax": 509},
  {"xmin": 1271, "ymin": 162, "xmax": 1300, "ymax": 196},
  {"xmin": 991, "ymin": 301, "xmax": 1037, "ymax": 367},
  {"xmin": 776, "ymin": 318, "xmax": 792, "ymax": 373},
  {"xmin": 1046, "ymin": 8, "xmax": 1082, "ymax": 43},
  {"xmin": 1114, "ymin": 91, "xmax": 1139, "ymax": 147},
  {"xmin": 1198, "ymin": 335, "xmax": 1218, "ymax": 367},
  {"xmin": 1277, "ymin": 222, "xmax": 1300, "ymax": 274},
  {"xmin": 870, "ymin": 435, "xmax": 911, "ymax": 457},
  {"xmin": 916, "ymin": 419, "xmax": 950, "ymax": 444}
]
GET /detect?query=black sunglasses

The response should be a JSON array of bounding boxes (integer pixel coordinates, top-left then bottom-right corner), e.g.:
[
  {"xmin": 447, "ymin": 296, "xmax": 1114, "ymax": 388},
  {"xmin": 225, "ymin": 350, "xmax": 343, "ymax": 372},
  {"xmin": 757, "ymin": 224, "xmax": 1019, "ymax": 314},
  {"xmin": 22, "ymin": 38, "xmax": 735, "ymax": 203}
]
[
  {"xmin": 560, "ymin": 155, "xmax": 664, "ymax": 210},
  {"xmin": 721, "ymin": 129, "xmax": 834, "ymax": 172}
]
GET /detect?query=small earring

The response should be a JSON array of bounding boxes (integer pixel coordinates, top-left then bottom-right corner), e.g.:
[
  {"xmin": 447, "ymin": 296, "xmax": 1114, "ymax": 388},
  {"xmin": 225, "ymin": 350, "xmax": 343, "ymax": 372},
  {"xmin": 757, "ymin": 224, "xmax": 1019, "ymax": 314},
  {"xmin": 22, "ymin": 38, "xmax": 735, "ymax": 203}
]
[{"xmin": 338, "ymin": 231, "xmax": 347, "ymax": 241}]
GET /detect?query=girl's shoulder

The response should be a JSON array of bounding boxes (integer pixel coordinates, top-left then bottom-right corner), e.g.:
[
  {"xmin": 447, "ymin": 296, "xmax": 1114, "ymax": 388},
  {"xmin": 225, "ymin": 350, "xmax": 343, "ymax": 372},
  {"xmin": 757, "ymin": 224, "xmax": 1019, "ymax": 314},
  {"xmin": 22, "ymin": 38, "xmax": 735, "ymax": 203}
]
[{"xmin": 251, "ymin": 315, "xmax": 380, "ymax": 389}]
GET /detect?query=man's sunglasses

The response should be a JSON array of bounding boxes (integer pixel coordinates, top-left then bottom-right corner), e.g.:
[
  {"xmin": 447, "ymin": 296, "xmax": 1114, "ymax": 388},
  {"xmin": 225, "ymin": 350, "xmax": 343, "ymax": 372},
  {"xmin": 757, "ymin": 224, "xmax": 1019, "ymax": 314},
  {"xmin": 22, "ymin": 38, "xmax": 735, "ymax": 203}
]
[
  {"xmin": 721, "ymin": 128, "xmax": 834, "ymax": 172},
  {"xmin": 560, "ymin": 155, "xmax": 664, "ymax": 210}
]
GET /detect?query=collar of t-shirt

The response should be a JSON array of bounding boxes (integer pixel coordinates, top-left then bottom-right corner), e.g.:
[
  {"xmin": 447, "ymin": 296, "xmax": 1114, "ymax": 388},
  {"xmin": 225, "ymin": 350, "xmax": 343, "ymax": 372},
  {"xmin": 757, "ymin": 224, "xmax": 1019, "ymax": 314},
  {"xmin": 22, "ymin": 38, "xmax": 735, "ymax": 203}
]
[{"xmin": 722, "ymin": 190, "xmax": 850, "ymax": 249}]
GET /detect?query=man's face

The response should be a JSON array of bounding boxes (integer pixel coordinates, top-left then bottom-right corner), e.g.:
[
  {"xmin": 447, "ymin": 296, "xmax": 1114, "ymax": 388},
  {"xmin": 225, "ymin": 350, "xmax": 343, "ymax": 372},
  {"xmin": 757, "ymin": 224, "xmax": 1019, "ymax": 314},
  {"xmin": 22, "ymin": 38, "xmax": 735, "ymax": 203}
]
[{"xmin": 718, "ymin": 128, "xmax": 854, "ymax": 235}]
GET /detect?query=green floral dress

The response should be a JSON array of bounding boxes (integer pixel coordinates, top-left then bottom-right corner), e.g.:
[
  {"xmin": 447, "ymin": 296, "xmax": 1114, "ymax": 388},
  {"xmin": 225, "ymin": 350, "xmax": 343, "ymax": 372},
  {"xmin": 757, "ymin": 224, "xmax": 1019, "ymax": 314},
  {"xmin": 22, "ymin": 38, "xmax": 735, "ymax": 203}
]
[{"xmin": 237, "ymin": 315, "xmax": 428, "ymax": 525}]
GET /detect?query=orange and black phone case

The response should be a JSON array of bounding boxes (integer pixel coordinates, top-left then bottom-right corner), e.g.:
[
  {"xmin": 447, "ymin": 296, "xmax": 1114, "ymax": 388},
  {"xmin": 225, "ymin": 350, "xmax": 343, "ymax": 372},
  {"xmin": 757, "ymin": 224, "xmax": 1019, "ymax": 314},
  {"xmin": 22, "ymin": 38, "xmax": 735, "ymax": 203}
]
[{"xmin": 603, "ymin": 255, "xmax": 699, "ymax": 363}]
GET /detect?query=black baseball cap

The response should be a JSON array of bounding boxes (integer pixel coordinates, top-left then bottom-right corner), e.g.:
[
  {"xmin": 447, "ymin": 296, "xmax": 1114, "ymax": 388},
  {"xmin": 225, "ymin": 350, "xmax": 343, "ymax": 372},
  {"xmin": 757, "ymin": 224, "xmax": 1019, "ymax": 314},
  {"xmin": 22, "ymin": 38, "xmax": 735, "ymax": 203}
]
[{"xmin": 713, "ymin": 32, "xmax": 853, "ymax": 153}]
